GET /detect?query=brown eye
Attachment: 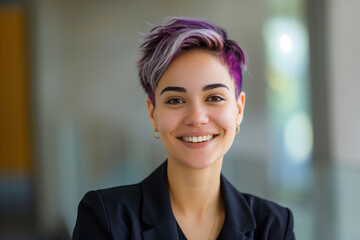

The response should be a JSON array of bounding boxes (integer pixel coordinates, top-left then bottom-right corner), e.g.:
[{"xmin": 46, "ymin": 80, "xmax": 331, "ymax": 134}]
[
  {"xmin": 166, "ymin": 98, "xmax": 185, "ymax": 105},
  {"xmin": 207, "ymin": 96, "xmax": 225, "ymax": 102}
]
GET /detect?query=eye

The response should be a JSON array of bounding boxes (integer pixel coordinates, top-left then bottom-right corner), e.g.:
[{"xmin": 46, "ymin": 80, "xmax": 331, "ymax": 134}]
[
  {"xmin": 207, "ymin": 95, "xmax": 225, "ymax": 102},
  {"xmin": 166, "ymin": 98, "xmax": 185, "ymax": 105}
]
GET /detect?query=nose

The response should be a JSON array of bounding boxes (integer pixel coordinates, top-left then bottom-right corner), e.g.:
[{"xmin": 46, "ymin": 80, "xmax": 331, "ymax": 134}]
[{"xmin": 184, "ymin": 103, "xmax": 209, "ymax": 127}]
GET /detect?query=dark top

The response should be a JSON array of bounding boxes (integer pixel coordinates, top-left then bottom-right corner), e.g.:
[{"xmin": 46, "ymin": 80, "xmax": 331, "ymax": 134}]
[
  {"xmin": 73, "ymin": 160, "xmax": 295, "ymax": 240},
  {"xmin": 175, "ymin": 220, "xmax": 223, "ymax": 240}
]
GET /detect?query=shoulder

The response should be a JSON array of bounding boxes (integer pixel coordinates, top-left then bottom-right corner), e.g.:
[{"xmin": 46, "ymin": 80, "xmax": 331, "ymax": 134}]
[
  {"xmin": 73, "ymin": 162, "xmax": 168, "ymax": 239},
  {"xmin": 242, "ymin": 193, "xmax": 295, "ymax": 239},
  {"xmin": 82, "ymin": 183, "xmax": 143, "ymax": 216},
  {"xmin": 242, "ymin": 192, "xmax": 293, "ymax": 223},
  {"xmin": 73, "ymin": 184, "xmax": 144, "ymax": 239},
  {"xmin": 220, "ymin": 176, "xmax": 295, "ymax": 239},
  {"xmin": 77, "ymin": 162, "xmax": 167, "ymax": 223}
]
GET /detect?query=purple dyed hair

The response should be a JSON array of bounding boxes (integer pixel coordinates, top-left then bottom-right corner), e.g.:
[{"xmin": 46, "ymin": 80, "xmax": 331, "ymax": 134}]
[{"xmin": 137, "ymin": 17, "xmax": 247, "ymax": 105}]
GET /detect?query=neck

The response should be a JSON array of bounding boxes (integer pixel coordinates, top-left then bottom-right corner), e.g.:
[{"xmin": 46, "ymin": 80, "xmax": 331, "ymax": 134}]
[{"xmin": 167, "ymin": 158, "xmax": 223, "ymax": 217}]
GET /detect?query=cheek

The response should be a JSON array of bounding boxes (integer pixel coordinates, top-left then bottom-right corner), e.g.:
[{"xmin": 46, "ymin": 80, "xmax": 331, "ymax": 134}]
[
  {"xmin": 213, "ymin": 105, "xmax": 238, "ymax": 129},
  {"xmin": 156, "ymin": 109, "xmax": 182, "ymax": 133}
]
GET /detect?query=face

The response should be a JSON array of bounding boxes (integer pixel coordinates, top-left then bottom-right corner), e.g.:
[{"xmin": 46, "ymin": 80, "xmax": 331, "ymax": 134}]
[{"xmin": 147, "ymin": 50, "xmax": 245, "ymax": 170}]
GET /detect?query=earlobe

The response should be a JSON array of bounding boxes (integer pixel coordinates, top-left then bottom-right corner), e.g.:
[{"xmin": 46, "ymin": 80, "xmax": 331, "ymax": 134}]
[
  {"xmin": 236, "ymin": 91, "xmax": 246, "ymax": 125},
  {"xmin": 146, "ymin": 98, "xmax": 157, "ymax": 129}
]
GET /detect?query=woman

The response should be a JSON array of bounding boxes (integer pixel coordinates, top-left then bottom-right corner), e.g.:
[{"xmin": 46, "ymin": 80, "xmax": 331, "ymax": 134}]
[{"xmin": 73, "ymin": 17, "xmax": 295, "ymax": 240}]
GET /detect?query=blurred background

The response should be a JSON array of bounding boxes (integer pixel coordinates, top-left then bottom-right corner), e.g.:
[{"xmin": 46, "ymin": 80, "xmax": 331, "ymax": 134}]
[{"xmin": 0, "ymin": 0, "xmax": 359, "ymax": 239}]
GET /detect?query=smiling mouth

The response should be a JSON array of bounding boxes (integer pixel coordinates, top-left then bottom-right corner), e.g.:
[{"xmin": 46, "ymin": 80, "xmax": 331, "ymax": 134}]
[{"xmin": 181, "ymin": 135, "xmax": 216, "ymax": 143}]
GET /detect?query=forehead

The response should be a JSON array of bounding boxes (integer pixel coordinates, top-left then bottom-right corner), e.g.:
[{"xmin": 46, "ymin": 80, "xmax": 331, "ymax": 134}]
[{"xmin": 156, "ymin": 50, "xmax": 234, "ymax": 90}]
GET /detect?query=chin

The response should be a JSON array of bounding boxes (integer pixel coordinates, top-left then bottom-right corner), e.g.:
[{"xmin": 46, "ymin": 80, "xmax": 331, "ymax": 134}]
[{"xmin": 179, "ymin": 156, "xmax": 222, "ymax": 170}]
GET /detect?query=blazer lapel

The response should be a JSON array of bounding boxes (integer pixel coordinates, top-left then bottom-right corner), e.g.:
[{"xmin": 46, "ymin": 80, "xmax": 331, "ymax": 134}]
[
  {"xmin": 140, "ymin": 161, "xmax": 179, "ymax": 239},
  {"xmin": 221, "ymin": 223, "xmax": 253, "ymax": 240},
  {"xmin": 141, "ymin": 219, "xmax": 179, "ymax": 240},
  {"xmin": 220, "ymin": 175, "xmax": 257, "ymax": 240}
]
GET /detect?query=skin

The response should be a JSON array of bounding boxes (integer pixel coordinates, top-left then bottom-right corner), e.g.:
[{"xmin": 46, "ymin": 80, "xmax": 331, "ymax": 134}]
[{"xmin": 147, "ymin": 50, "xmax": 245, "ymax": 240}]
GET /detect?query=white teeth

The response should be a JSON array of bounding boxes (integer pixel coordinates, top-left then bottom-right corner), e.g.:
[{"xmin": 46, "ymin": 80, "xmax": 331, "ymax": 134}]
[{"xmin": 182, "ymin": 135, "xmax": 214, "ymax": 143}]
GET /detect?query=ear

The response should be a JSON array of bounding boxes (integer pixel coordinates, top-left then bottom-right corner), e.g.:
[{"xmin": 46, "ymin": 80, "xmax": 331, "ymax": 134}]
[
  {"xmin": 146, "ymin": 98, "xmax": 157, "ymax": 129},
  {"xmin": 236, "ymin": 91, "xmax": 246, "ymax": 125}
]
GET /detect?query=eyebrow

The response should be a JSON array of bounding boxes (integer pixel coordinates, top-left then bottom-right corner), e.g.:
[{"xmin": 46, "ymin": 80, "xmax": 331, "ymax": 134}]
[
  {"xmin": 160, "ymin": 83, "xmax": 229, "ymax": 96},
  {"xmin": 160, "ymin": 86, "xmax": 187, "ymax": 95},
  {"xmin": 202, "ymin": 83, "xmax": 229, "ymax": 91}
]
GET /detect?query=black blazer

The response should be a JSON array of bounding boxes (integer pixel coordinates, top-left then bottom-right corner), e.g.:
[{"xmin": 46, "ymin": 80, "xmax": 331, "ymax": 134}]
[{"xmin": 73, "ymin": 161, "xmax": 295, "ymax": 240}]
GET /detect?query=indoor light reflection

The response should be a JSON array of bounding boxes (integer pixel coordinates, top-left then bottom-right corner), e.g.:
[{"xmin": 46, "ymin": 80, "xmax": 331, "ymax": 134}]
[
  {"xmin": 263, "ymin": 16, "xmax": 313, "ymax": 193},
  {"xmin": 280, "ymin": 34, "xmax": 293, "ymax": 53},
  {"xmin": 284, "ymin": 112, "xmax": 313, "ymax": 163}
]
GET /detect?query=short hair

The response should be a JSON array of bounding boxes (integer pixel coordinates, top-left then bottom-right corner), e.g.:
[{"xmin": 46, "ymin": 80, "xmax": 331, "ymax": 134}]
[{"xmin": 137, "ymin": 17, "xmax": 247, "ymax": 105}]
